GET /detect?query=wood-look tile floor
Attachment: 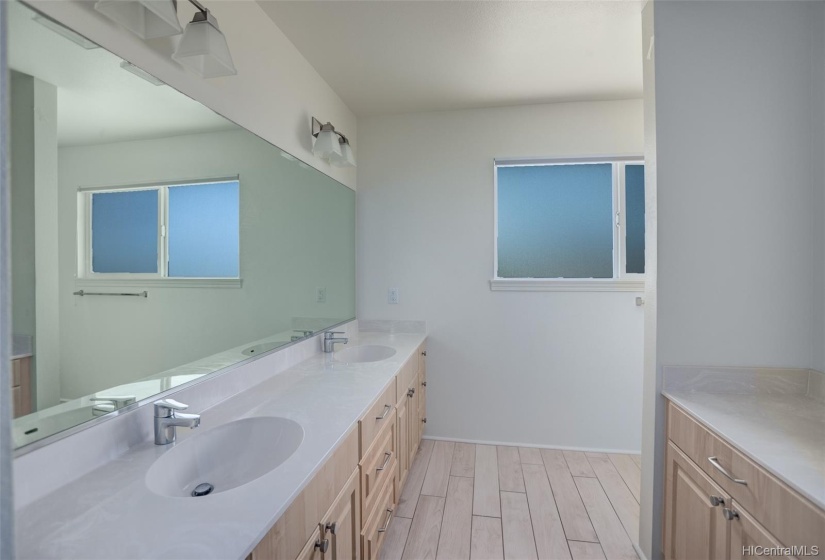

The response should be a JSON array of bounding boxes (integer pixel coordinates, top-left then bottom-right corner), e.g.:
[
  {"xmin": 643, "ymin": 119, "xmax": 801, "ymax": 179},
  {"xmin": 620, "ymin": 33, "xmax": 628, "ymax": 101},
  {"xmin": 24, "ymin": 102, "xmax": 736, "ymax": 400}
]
[{"xmin": 381, "ymin": 440, "xmax": 641, "ymax": 560}]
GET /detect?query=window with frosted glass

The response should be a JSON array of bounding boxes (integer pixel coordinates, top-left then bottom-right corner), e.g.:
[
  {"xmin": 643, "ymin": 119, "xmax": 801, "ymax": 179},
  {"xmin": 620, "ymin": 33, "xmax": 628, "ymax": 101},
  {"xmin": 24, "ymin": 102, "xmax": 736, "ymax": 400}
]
[
  {"xmin": 91, "ymin": 189, "xmax": 158, "ymax": 273},
  {"xmin": 168, "ymin": 181, "xmax": 239, "ymax": 277},
  {"xmin": 624, "ymin": 164, "xmax": 645, "ymax": 274},
  {"xmin": 496, "ymin": 163, "xmax": 614, "ymax": 278}
]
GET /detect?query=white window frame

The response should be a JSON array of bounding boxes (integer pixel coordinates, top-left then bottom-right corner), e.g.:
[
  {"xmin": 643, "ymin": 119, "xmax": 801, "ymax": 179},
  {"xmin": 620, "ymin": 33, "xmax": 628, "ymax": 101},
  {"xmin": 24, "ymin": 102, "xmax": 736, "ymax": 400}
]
[
  {"xmin": 76, "ymin": 176, "xmax": 242, "ymax": 288},
  {"xmin": 490, "ymin": 156, "xmax": 645, "ymax": 292}
]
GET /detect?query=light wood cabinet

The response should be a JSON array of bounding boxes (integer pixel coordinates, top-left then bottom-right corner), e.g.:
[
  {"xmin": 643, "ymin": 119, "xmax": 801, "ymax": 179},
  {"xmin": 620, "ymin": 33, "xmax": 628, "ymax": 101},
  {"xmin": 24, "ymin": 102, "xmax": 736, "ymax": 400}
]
[
  {"xmin": 395, "ymin": 393, "xmax": 409, "ymax": 489},
  {"xmin": 729, "ymin": 500, "xmax": 793, "ymax": 560},
  {"xmin": 11, "ymin": 356, "xmax": 32, "ymax": 418},
  {"xmin": 322, "ymin": 468, "xmax": 361, "ymax": 560},
  {"xmin": 296, "ymin": 527, "xmax": 326, "ymax": 560},
  {"xmin": 664, "ymin": 442, "xmax": 730, "ymax": 560},
  {"xmin": 664, "ymin": 400, "xmax": 824, "ymax": 560}
]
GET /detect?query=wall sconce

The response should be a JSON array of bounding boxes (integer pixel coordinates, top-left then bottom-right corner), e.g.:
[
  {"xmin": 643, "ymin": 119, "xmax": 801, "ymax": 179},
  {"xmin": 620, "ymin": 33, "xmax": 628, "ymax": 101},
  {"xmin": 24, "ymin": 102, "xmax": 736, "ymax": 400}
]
[
  {"xmin": 94, "ymin": 0, "xmax": 237, "ymax": 78},
  {"xmin": 311, "ymin": 117, "xmax": 356, "ymax": 168}
]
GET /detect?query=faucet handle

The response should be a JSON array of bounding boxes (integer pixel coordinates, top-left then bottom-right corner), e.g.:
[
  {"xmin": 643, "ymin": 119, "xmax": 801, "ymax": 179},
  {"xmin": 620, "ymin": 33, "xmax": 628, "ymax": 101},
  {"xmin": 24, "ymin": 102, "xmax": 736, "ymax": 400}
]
[{"xmin": 154, "ymin": 399, "xmax": 188, "ymax": 417}]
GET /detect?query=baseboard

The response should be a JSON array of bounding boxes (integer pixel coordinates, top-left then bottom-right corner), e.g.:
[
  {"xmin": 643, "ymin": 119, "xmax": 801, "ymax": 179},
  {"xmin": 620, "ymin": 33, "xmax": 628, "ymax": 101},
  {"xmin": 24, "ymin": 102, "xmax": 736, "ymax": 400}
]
[{"xmin": 421, "ymin": 434, "xmax": 641, "ymax": 455}]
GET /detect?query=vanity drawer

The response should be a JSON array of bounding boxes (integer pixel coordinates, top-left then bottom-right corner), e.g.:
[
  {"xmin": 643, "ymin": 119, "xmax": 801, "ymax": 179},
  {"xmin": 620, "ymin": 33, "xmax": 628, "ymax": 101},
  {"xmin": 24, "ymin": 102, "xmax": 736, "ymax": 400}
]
[
  {"xmin": 396, "ymin": 357, "xmax": 416, "ymax": 402},
  {"xmin": 361, "ymin": 468, "xmax": 397, "ymax": 560},
  {"xmin": 360, "ymin": 412, "xmax": 397, "ymax": 521},
  {"xmin": 667, "ymin": 402, "xmax": 825, "ymax": 550},
  {"xmin": 359, "ymin": 379, "xmax": 396, "ymax": 458},
  {"xmin": 295, "ymin": 526, "xmax": 325, "ymax": 560}
]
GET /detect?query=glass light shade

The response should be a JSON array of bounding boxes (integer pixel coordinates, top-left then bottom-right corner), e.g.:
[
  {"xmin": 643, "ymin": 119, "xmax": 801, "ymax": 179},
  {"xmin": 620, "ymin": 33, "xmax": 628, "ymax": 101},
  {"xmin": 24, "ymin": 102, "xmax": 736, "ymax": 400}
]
[
  {"xmin": 94, "ymin": 0, "xmax": 182, "ymax": 40},
  {"xmin": 313, "ymin": 130, "xmax": 343, "ymax": 159},
  {"xmin": 172, "ymin": 18, "xmax": 237, "ymax": 78},
  {"xmin": 330, "ymin": 141, "xmax": 356, "ymax": 168}
]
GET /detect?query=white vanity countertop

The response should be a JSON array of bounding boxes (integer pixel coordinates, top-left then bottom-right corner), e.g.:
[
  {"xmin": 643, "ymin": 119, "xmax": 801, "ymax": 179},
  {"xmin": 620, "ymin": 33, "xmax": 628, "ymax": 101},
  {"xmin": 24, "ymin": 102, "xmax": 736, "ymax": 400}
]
[
  {"xmin": 663, "ymin": 390, "xmax": 825, "ymax": 511},
  {"xmin": 16, "ymin": 330, "xmax": 426, "ymax": 560}
]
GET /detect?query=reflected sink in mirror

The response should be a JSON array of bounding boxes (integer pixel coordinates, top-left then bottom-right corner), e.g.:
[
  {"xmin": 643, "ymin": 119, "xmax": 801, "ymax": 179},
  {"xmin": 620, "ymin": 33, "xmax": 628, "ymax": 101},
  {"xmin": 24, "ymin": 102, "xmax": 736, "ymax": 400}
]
[
  {"xmin": 145, "ymin": 417, "xmax": 303, "ymax": 498},
  {"xmin": 242, "ymin": 341, "xmax": 287, "ymax": 357},
  {"xmin": 334, "ymin": 345, "xmax": 396, "ymax": 364}
]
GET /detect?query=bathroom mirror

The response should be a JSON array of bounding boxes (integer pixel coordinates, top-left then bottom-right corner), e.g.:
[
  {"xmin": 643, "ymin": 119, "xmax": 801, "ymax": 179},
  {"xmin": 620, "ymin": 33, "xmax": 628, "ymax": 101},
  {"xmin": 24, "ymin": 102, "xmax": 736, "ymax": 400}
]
[{"xmin": 8, "ymin": 0, "xmax": 356, "ymax": 450}]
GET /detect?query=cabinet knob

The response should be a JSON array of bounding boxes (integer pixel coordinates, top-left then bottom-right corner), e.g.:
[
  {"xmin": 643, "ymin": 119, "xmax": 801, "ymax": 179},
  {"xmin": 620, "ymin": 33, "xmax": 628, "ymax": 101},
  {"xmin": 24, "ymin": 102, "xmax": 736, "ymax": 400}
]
[
  {"xmin": 315, "ymin": 538, "xmax": 330, "ymax": 553},
  {"xmin": 722, "ymin": 508, "xmax": 739, "ymax": 521},
  {"xmin": 325, "ymin": 522, "xmax": 337, "ymax": 535},
  {"xmin": 709, "ymin": 495, "xmax": 725, "ymax": 507},
  {"xmin": 422, "ymin": 417, "xmax": 427, "ymax": 424},
  {"xmin": 422, "ymin": 381, "xmax": 427, "ymax": 387},
  {"xmin": 421, "ymin": 351, "xmax": 427, "ymax": 356},
  {"xmin": 407, "ymin": 388, "xmax": 415, "ymax": 397}
]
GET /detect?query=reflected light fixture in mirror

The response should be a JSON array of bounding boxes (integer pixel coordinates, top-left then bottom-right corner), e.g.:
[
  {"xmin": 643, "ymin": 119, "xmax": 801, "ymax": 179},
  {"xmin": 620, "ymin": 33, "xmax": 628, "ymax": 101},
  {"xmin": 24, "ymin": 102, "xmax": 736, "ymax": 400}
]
[
  {"xmin": 172, "ymin": 7, "xmax": 237, "ymax": 78},
  {"xmin": 94, "ymin": 0, "xmax": 183, "ymax": 40}
]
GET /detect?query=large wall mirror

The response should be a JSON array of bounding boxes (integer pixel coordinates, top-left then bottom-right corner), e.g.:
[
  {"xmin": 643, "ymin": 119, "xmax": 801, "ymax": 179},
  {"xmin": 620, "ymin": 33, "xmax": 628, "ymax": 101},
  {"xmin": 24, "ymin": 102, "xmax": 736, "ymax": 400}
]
[{"xmin": 8, "ymin": 0, "xmax": 356, "ymax": 450}]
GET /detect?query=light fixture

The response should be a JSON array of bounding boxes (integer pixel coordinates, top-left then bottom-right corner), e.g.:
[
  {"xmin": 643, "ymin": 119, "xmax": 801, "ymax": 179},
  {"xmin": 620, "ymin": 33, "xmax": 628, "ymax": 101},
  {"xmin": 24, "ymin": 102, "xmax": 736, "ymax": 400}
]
[
  {"xmin": 311, "ymin": 117, "xmax": 356, "ymax": 167},
  {"xmin": 330, "ymin": 137, "xmax": 356, "ymax": 168},
  {"xmin": 94, "ymin": 0, "xmax": 237, "ymax": 79},
  {"xmin": 94, "ymin": 0, "xmax": 183, "ymax": 40},
  {"xmin": 172, "ymin": 2, "xmax": 237, "ymax": 78},
  {"xmin": 120, "ymin": 60, "xmax": 165, "ymax": 86},
  {"xmin": 311, "ymin": 118, "xmax": 343, "ymax": 160},
  {"xmin": 33, "ymin": 15, "xmax": 100, "ymax": 49}
]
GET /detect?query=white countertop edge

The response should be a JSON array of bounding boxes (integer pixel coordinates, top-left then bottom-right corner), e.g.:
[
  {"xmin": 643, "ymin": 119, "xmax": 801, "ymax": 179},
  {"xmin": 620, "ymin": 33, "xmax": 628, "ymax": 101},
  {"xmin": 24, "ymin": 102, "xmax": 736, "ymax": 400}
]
[{"xmin": 662, "ymin": 390, "xmax": 825, "ymax": 511}]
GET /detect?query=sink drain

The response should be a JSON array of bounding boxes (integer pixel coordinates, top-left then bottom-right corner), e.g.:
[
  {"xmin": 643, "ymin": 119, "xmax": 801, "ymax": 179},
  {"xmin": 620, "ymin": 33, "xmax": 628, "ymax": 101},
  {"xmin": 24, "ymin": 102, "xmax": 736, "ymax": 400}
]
[{"xmin": 191, "ymin": 482, "xmax": 214, "ymax": 497}]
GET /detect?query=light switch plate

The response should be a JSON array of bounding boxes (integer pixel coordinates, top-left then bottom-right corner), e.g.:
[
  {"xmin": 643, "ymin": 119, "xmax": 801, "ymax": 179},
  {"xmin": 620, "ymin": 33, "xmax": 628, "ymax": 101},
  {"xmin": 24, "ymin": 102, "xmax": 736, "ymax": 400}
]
[{"xmin": 388, "ymin": 287, "xmax": 399, "ymax": 304}]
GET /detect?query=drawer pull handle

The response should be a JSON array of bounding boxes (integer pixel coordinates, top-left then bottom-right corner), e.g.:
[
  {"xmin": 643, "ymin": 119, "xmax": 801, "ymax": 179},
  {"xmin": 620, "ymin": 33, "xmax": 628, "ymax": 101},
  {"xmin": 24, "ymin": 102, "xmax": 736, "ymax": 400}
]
[
  {"xmin": 422, "ymin": 381, "xmax": 427, "ymax": 387},
  {"xmin": 709, "ymin": 495, "xmax": 725, "ymax": 507},
  {"xmin": 375, "ymin": 404, "xmax": 392, "ymax": 421},
  {"xmin": 325, "ymin": 522, "xmax": 337, "ymax": 535},
  {"xmin": 315, "ymin": 538, "xmax": 330, "ymax": 553},
  {"xmin": 421, "ymin": 351, "xmax": 427, "ymax": 356},
  {"xmin": 708, "ymin": 457, "xmax": 747, "ymax": 485},
  {"xmin": 377, "ymin": 451, "xmax": 393, "ymax": 472},
  {"xmin": 378, "ymin": 508, "xmax": 394, "ymax": 533},
  {"xmin": 722, "ymin": 507, "xmax": 740, "ymax": 521},
  {"xmin": 407, "ymin": 388, "xmax": 415, "ymax": 397}
]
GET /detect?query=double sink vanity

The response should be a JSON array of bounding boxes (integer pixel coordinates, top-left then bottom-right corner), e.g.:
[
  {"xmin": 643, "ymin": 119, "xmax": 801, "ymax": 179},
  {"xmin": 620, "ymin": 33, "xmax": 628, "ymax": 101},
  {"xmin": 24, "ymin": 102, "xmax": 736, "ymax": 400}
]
[{"xmin": 16, "ymin": 323, "xmax": 427, "ymax": 560}]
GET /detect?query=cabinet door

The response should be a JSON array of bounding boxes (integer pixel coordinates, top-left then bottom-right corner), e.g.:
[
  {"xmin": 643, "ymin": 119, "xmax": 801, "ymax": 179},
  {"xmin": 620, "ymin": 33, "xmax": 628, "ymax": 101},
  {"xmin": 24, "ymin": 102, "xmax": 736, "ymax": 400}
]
[
  {"xmin": 322, "ymin": 468, "xmax": 361, "ymax": 560},
  {"xmin": 665, "ymin": 442, "xmax": 731, "ymax": 560},
  {"xmin": 418, "ymin": 371, "xmax": 427, "ymax": 431},
  {"xmin": 729, "ymin": 501, "xmax": 795, "ymax": 560},
  {"xmin": 396, "ymin": 395, "xmax": 409, "ymax": 489},
  {"xmin": 407, "ymin": 384, "xmax": 420, "ymax": 465},
  {"xmin": 297, "ymin": 527, "xmax": 326, "ymax": 560}
]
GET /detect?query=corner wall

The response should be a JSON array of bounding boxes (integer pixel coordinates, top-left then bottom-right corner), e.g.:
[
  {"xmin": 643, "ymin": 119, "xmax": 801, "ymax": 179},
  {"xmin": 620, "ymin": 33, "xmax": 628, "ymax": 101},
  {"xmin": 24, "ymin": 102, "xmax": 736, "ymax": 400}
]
[
  {"xmin": 641, "ymin": 2, "xmax": 825, "ymax": 558},
  {"xmin": 26, "ymin": 0, "xmax": 357, "ymax": 191},
  {"xmin": 357, "ymin": 100, "xmax": 645, "ymax": 452}
]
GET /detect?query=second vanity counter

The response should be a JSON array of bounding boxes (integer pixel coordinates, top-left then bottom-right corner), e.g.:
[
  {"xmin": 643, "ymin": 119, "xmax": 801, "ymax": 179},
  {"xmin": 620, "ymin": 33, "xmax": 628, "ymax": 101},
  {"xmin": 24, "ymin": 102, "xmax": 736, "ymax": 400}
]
[{"xmin": 16, "ymin": 330, "xmax": 427, "ymax": 560}]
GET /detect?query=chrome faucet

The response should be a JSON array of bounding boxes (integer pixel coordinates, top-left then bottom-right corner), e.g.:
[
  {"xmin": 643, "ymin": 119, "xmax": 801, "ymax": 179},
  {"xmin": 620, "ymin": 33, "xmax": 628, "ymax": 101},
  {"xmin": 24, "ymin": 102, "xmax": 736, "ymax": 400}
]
[
  {"xmin": 323, "ymin": 331, "xmax": 348, "ymax": 353},
  {"xmin": 154, "ymin": 399, "xmax": 200, "ymax": 445}
]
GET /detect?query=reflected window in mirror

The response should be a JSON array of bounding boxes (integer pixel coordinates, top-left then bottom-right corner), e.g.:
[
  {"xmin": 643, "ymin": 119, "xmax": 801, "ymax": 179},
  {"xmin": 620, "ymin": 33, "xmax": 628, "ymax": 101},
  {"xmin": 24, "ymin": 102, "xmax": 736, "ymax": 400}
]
[{"xmin": 83, "ymin": 179, "xmax": 240, "ymax": 279}]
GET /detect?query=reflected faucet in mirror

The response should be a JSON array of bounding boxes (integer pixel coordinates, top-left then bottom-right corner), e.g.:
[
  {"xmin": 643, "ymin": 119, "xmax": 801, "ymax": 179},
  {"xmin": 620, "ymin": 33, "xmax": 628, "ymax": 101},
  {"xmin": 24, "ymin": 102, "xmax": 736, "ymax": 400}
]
[
  {"xmin": 90, "ymin": 395, "xmax": 136, "ymax": 417},
  {"xmin": 154, "ymin": 399, "xmax": 201, "ymax": 445}
]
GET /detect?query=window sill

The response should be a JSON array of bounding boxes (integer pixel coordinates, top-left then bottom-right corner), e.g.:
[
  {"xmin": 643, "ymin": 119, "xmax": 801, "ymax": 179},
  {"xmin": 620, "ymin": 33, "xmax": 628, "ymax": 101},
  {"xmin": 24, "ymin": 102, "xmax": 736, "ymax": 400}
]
[
  {"xmin": 489, "ymin": 278, "xmax": 644, "ymax": 292},
  {"xmin": 75, "ymin": 278, "xmax": 243, "ymax": 289}
]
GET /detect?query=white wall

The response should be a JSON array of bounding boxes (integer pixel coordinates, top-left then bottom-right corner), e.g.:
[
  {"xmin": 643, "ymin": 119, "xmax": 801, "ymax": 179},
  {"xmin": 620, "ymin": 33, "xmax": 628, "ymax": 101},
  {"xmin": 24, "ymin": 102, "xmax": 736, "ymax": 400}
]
[
  {"xmin": 640, "ymin": 2, "xmax": 825, "ymax": 558},
  {"xmin": 358, "ymin": 100, "xmax": 645, "ymax": 452},
  {"xmin": 28, "ymin": 0, "xmax": 357, "ymax": 191},
  {"xmin": 57, "ymin": 129, "xmax": 355, "ymax": 399}
]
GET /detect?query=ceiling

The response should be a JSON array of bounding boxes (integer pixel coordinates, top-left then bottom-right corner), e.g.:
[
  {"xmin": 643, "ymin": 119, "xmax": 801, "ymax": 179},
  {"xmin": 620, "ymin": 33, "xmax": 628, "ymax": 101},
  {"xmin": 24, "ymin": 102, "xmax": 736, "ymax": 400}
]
[
  {"xmin": 258, "ymin": 0, "xmax": 644, "ymax": 117},
  {"xmin": 8, "ymin": 1, "xmax": 236, "ymax": 147}
]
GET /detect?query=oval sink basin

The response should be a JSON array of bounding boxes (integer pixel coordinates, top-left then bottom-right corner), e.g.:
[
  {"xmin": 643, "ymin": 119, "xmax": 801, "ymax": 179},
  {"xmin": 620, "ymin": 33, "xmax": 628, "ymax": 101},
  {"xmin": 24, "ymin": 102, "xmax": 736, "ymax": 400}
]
[
  {"xmin": 146, "ymin": 416, "xmax": 303, "ymax": 498},
  {"xmin": 334, "ymin": 345, "xmax": 396, "ymax": 364}
]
